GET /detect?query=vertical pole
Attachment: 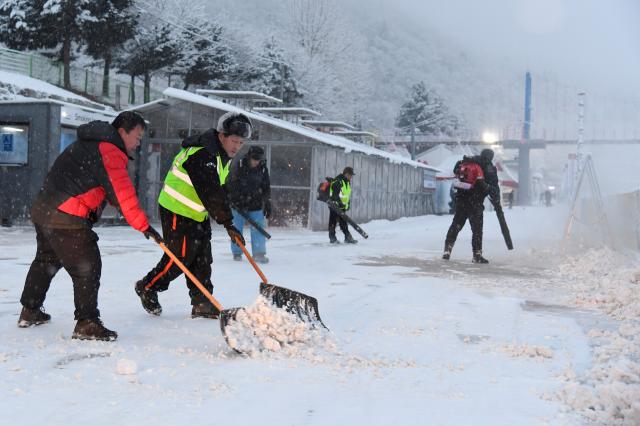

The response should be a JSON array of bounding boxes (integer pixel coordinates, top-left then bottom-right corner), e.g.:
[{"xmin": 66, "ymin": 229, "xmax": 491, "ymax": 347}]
[
  {"xmin": 518, "ymin": 71, "xmax": 532, "ymax": 205},
  {"xmin": 84, "ymin": 69, "xmax": 89, "ymax": 93},
  {"xmin": 29, "ymin": 55, "xmax": 33, "ymax": 77},
  {"xmin": 575, "ymin": 91, "xmax": 586, "ymax": 195},
  {"xmin": 410, "ymin": 124, "xmax": 416, "ymax": 161},
  {"xmin": 280, "ymin": 63, "xmax": 285, "ymax": 103},
  {"xmin": 523, "ymin": 71, "xmax": 531, "ymax": 140}
]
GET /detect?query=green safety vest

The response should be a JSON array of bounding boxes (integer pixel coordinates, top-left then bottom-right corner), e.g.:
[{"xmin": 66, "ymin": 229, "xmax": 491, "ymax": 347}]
[
  {"xmin": 330, "ymin": 179, "xmax": 351, "ymax": 210},
  {"xmin": 158, "ymin": 147, "xmax": 231, "ymax": 222}
]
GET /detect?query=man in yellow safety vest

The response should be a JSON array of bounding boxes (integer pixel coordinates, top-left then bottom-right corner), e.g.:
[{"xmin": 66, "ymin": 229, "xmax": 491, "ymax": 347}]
[
  {"xmin": 328, "ymin": 167, "xmax": 357, "ymax": 244},
  {"xmin": 134, "ymin": 112, "xmax": 250, "ymax": 319}
]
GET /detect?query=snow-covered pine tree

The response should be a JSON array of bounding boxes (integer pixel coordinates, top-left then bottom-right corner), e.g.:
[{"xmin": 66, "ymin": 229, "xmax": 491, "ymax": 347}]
[
  {"xmin": 0, "ymin": 0, "xmax": 99, "ymax": 89},
  {"xmin": 250, "ymin": 37, "xmax": 302, "ymax": 105},
  {"xmin": 116, "ymin": 22, "xmax": 180, "ymax": 103},
  {"xmin": 171, "ymin": 22, "xmax": 234, "ymax": 91},
  {"xmin": 396, "ymin": 82, "xmax": 462, "ymax": 136},
  {"xmin": 84, "ymin": 0, "xmax": 137, "ymax": 97}
]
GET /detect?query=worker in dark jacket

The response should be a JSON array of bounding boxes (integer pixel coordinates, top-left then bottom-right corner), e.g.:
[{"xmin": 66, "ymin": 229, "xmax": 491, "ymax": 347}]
[
  {"xmin": 226, "ymin": 145, "xmax": 271, "ymax": 263},
  {"xmin": 443, "ymin": 149, "xmax": 499, "ymax": 263},
  {"xmin": 135, "ymin": 112, "xmax": 248, "ymax": 319},
  {"xmin": 19, "ymin": 111, "xmax": 159, "ymax": 341},
  {"xmin": 328, "ymin": 167, "xmax": 357, "ymax": 244}
]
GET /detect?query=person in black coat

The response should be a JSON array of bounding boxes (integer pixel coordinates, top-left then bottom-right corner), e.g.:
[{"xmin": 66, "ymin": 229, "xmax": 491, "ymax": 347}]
[
  {"xmin": 19, "ymin": 111, "xmax": 158, "ymax": 341},
  {"xmin": 443, "ymin": 149, "xmax": 499, "ymax": 263},
  {"xmin": 226, "ymin": 146, "xmax": 272, "ymax": 263}
]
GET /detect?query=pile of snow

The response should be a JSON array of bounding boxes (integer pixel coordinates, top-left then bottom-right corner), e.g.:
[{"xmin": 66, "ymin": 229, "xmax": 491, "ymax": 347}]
[
  {"xmin": 554, "ymin": 248, "xmax": 640, "ymax": 425},
  {"xmin": 555, "ymin": 248, "xmax": 640, "ymax": 320},
  {"xmin": 500, "ymin": 342, "xmax": 554, "ymax": 360},
  {"xmin": 223, "ymin": 296, "xmax": 336, "ymax": 358}
]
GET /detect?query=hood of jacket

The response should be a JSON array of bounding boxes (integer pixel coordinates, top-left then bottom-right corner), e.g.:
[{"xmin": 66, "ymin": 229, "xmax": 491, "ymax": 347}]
[{"xmin": 77, "ymin": 121, "xmax": 127, "ymax": 155}]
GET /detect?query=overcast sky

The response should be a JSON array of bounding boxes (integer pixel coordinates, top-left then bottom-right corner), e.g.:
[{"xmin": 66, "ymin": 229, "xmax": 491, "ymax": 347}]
[{"xmin": 376, "ymin": 0, "xmax": 640, "ymax": 97}]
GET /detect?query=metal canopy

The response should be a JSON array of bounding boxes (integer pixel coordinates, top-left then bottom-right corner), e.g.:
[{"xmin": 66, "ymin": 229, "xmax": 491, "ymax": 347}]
[
  {"xmin": 301, "ymin": 120, "xmax": 355, "ymax": 130},
  {"xmin": 253, "ymin": 107, "xmax": 321, "ymax": 117},
  {"xmin": 195, "ymin": 89, "xmax": 282, "ymax": 104},
  {"xmin": 331, "ymin": 130, "xmax": 378, "ymax": 138}
]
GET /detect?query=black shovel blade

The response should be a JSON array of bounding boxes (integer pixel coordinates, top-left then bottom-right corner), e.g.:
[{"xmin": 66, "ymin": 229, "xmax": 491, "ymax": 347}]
[
  {"xmin": 219, "ymin": 307, "xmax": 246, "ymax": 353},
  {"xmin": 259, "ymin": 282, "xmax": 328, "ymax": 329}
]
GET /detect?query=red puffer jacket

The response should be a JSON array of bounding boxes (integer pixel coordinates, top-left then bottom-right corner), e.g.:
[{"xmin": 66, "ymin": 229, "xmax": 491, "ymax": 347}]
[{"xmin": 30, "ymin": 121, "xmax": 149, "ymax": 231}]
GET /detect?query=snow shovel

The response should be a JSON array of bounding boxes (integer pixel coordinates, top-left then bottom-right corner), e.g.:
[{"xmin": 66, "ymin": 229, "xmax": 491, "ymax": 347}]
[
  {"xmin": 154, "ymin": 239, "xmax": 251, "ymax": 351},
  {"xmin": 219, "ymin": 236, "xmax": 327, "ymax": 331},
  {"xmin": 155, "ymin": 240, "xmax": 225, "ymax": 314}
]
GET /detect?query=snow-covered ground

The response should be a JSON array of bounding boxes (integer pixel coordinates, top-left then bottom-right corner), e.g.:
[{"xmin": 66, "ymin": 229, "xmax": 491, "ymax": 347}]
[{"xmin": 1, "ymin": 206, "xmax": 638, "ymax": 425}]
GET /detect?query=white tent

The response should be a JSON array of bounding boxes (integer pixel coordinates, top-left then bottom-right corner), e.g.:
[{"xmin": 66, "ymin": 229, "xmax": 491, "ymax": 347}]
[{"xmin": 416, "ymin": 144, "xmax": 453, "ymax": 166}]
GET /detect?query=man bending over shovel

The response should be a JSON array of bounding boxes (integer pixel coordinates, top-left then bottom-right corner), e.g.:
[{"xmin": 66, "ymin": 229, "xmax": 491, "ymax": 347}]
[{"xmin": 135, "ymin": 112, "xmax": 250, "ymax": 319}]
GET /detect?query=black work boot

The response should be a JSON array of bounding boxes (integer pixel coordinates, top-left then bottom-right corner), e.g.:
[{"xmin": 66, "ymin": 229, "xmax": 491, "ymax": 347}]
[
  {"xmin": 18, "ymin": 306, "xmax": 51, "ymax": 328},
  {"xmin": 191, "ymin": 302, "xmax": 220, "ymax": 319},
  {"xmin": 253, "ymin": 254, "xmax": 269, "ymax": 264},
  {"xmin": 233, "ymin": 254, "xmax": 242, "ymax": 261},
  {"xmin": 72, "ymin": 318, "xmax": 118, "ymax": 341},
  {"xmin": 329, "ymin": 234, "xmax": 339, "ymax": 244},
  {"xmin": 135, "ymin": 280, "xmax": 162, "ymax": 316},
  {"xmin": 443, "ymin": 244, "xmax": 453, "ymax": 260},
  {"xmin": 472, "ymin": 252, "xmax": 489, "ymax": 264},
  {"xmin": 344, "ymin": 234, "xmax": 358, "ymax": 244}
]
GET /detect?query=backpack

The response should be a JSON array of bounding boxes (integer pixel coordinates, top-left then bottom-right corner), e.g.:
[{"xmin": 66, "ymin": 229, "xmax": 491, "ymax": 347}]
[
  {"xmin": 453, "ymin": 161, "xmax": 484, "ymax": 190},
  {"xmin": 317, "ymin": 177, "xmax": 333, "ymax": 201}
]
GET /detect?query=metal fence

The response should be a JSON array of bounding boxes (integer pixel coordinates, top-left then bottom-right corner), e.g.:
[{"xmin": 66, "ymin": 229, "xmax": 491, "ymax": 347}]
[{"xmin": 0, "ymin": 46, "xmax": 165, "ymax": 107}]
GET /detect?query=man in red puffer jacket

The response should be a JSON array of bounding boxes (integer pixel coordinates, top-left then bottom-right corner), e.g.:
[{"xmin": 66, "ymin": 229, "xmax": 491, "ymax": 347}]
[{"xmin": 18, "ymin": 111, "xmax": 161, "ymax": 341}]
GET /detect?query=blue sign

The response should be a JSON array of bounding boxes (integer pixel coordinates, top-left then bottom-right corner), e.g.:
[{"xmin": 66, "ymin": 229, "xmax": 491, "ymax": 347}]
[{"xmin": 2, "ymin": 133, "xmax": 13, "ymax": 152}]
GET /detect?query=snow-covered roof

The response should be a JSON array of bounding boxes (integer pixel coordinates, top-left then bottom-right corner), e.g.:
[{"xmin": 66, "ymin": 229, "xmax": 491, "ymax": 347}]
[
  {"xmin": 300, "ymin": 120, "xmax": 355, "ymax": 130},
  {"xmin": 253, "ymin": 107, "xmax": 321, "ymax": 117},
  {"xmin": 195, "ymin": 89, "xmax": 282, "ymax": 104},
  {"xmin": 158, "ymin": 88, "xmax": 438, "ymax": 171},
  {"xmin": 0, "ymin": 70, "xmax": 109, "ymax": 110}
]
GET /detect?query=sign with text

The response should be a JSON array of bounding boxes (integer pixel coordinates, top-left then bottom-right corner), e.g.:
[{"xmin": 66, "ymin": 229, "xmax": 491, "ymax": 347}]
[{"xmin": 0, "ymin": 124, "xmax": 28, "ymax": 165}]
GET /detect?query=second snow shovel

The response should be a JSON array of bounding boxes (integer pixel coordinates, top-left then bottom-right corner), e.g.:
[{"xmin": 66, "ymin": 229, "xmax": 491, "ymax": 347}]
[
  {"xmin": 154, "ymin": 239, "xmax": 255, "ymax": 352},
  {"xmin": 220, "ymin": 236, "xmax": 327, "ymax": 330}
]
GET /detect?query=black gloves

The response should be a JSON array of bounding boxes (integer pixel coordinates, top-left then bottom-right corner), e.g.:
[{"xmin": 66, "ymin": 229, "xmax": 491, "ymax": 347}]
[
  {"xmin": 264, "ymin": 200, "xmax": 272, "ymax": 219},
  {"xmin": 225, "ymin": 224, "xmax": 246, "ymax": 246},
  {"xmin": 143, "ymin": 225, "xmax": 163, "ymax": 244}
]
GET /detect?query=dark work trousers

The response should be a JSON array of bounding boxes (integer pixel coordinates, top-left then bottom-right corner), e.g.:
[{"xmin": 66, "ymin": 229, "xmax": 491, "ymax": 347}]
[
  {"xmin": 444, "ymin": 195, "xmax": 485, "ymax": 254},
  {"xmin": 21, "ymin": 225, "xmax": 102, "ymax": 320},
  {"xmin": 328, "ymin": 208, "xmax": 350, "ymax": 239},
  {"xmin": 140, "ymin": 205, "xmax": 213, "ymax": 306}
]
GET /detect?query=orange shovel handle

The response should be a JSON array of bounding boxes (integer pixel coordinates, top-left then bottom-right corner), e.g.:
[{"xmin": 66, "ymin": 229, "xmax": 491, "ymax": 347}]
[
  {"xmin": 157, "ymin": 241, "xmax": 224, "ymax": 312},
  {"xmin": 234, "ymin": 236, "xmax": 269, "ymax": 284}
]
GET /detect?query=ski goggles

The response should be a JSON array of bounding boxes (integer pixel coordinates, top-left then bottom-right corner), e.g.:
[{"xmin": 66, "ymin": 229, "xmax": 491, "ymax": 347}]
[{"xmin": 223, "ymin": 119, "xmax": 252, "ymax": 139}]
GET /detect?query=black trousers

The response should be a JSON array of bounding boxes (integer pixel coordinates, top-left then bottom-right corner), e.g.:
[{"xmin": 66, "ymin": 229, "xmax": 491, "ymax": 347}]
[
  {"xmin": 444, "ymin": 195, "xmax": 484, "ymax": 254},
  {"xmin": 328, "ymin": 208, "xmax": 350, "ymax": 238},
  {"xmin": 140, "ymin": 206, "xmax": 213, "ymax": 305},
  {"xmin": 21, "ymin": 225, "xmax": 102, "ymax": 320}
]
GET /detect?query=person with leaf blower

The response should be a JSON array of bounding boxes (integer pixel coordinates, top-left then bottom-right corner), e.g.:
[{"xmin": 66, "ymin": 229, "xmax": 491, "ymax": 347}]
[
  {"xmin": 443, "ymin": 149, "xmax": 500, "ymax": 263},
  {"xmin": 135, "ymin": 112, "xmax": 249, "ymax": 319},
  {"xmin": 226, "ymin": 145, "xmax": 272, "ymax": 264},
  {"xmin": 328, "ymin": 167, "xmax": 357, "ymax": 244},
  {"xmin": 18, "ymin": 111, "xmax": 160, "ymax": 341}
]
